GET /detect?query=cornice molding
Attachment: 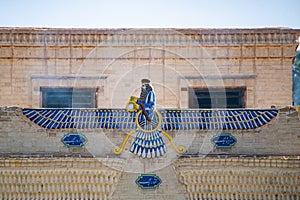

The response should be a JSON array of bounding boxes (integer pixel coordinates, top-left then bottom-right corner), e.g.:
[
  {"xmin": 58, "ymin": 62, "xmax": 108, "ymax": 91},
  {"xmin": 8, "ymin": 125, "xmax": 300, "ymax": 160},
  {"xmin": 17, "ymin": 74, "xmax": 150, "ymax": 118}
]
[{"xmin": 0, "ymin": 28, "xmax": 299, "ymax": 45}]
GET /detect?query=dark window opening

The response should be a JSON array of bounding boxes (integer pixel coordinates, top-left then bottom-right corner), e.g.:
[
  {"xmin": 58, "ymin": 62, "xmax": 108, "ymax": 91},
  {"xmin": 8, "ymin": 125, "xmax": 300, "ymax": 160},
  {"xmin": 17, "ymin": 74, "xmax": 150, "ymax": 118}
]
[
  {"xmin": 41, "ymin": 87, "xmax": 97, "ymax": 108},
  {"xmin": 189, "ymin": 87, "xmax": 246, "ymax": 108}
]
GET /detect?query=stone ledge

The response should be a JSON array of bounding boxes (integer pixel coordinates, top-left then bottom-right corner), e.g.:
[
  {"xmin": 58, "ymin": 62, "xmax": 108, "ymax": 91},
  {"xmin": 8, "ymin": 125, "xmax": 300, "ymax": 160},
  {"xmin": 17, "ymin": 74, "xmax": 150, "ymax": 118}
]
[
  {"xmin": 174, "ymin": 156, "xmax": 300, "ymax": 169},
  {"xmin": 1, "ymin": 28, "xmax": 299, "ymax": 45},
  {"xmin": 0, "ymin": 158, "xmax": 126, "ymax": 171}
]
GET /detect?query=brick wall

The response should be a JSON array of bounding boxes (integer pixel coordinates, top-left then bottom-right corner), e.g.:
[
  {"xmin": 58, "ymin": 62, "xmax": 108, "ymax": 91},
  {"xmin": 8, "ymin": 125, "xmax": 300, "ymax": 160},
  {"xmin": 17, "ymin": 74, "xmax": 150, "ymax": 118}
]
[
  {"xmin": 0, "ymin": 28, "xmax": 299, "ymax": 108},
  {"xmin": 0, "ymin": 157, "xmax": 299, "ymax": 199},
  {"xmin": 1, "ymin": 106, "xmax": 300, "ymax": 157},
  {"xmin": 1, "ymin": 28, "xmax": 300, "ymax": 199},
  {"xmin": 0, "ymin": 106, "xmax": 300, "ymax": 199}
]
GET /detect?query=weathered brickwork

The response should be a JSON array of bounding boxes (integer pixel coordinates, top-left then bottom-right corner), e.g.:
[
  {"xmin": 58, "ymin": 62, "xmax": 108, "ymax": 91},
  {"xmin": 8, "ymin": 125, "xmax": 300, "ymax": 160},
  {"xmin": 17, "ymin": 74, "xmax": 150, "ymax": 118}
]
[
  {"xmin": 174, "ymin": 158, "xmax": 300, "ymax": 200},
  {"xmin": 187, "ymin": 107, "xmax": 300, "ymax": 156},
  {"xmin": 1, "ymin": 27, "xmax": 300, "ymax": 199},
  {"xmin": 0, "ymin": 157, "xmax": 299, "ymax": 199},
  {"xmin": 0, "ymin": 158, "xmax": 122, "ymax": 200},
  {"xmin": 0, "ymin": 28, "xmax": 300, "ymax": 108},
  {"xmin": 1, "ymin": 106, "xmax": 299, "ymax": 157},
  {"xmin": 0, "ymin": 106, "xmax": 300, "ymax": 199}
]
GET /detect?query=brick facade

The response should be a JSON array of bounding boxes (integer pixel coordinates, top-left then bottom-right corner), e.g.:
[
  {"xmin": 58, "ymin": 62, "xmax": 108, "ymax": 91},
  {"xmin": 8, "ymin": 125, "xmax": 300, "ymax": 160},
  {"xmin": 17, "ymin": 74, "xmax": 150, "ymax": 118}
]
[
  {"xmin": 0, "ymin": 28, "xmax": 299, "ymax": 108},
  {"xmin": 0, "ymin": 105, "xmax": 299, "ymax": 199},
  {"xmin": 1, "ymin": 28, "xmax": 300, "ymax": 199}
]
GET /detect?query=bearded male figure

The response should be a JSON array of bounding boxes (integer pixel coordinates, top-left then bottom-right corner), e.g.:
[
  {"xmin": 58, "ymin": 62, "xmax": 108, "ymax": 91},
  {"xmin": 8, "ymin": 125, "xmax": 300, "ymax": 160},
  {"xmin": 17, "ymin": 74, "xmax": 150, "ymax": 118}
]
[
  {"xmin": 137, "ymin": 79, "xmax": 156, "ymax": 122},
  {"xmin": 128, "ymin": 79, "xmax": 167, "ymax": 158}
]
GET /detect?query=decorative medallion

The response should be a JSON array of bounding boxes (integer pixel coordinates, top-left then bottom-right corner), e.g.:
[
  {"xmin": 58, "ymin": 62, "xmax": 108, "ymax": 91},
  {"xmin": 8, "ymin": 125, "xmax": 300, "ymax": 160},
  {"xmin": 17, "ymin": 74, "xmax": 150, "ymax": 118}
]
[
  {"xmin": 135, "ymin": 174, "xmax": 162, "ymax": 190},
  {"xmin": 211, "ymin": 132, "xmax": 237, "ymax": 148},
  {"xmin": 61, "ymin": 132, "xmax": 88, "ymax": 148}
]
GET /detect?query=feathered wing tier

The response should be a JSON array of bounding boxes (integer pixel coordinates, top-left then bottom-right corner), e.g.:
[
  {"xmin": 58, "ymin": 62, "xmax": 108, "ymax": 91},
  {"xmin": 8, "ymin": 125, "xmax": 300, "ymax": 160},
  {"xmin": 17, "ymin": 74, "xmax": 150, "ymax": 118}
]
[
  {"xmin": 22, "ymin": 108, "xmax": 137, "ymax": 130},
  {"xmin": 130, "ymin": 130, "xmax": 167, "ymax": 158},
  {"xmin": 22, "ymin": 108, "xmax": 278, "ymax": 131},
  {"xmin": 160, "ymin": 109, "xmax": 279, "ymax": 130}
]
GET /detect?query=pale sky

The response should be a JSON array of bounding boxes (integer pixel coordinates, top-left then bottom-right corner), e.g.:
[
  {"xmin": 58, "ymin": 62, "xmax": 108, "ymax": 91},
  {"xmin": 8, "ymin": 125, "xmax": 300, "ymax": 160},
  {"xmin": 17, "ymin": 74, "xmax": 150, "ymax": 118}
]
[{"xmin": 0, "ymin": 0, "xmax": 299, "ymax": 29}]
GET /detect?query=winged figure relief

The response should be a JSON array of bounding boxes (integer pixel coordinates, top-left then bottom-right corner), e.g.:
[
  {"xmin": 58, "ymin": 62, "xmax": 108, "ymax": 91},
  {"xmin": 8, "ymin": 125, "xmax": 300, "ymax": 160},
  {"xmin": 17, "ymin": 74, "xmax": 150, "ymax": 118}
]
[{"xmin": 22, "ymin": 79, "xmax": 278, "ymax": 158}]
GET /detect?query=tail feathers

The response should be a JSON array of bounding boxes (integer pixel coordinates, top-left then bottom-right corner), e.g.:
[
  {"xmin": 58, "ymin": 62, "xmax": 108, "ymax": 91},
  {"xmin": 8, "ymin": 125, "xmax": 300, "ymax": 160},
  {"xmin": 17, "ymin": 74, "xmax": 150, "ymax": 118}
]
[{"xmin": 130, "ymin": 130, "xmax": 167, "ymax": 158}]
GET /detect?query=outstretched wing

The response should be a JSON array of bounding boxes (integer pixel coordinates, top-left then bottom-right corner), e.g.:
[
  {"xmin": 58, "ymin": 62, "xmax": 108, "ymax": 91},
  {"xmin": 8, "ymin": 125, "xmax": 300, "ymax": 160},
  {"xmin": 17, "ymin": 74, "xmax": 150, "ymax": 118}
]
[
  {"xmin": 159, "ymin": 109, "xmax": 278, "ymax": 130},
  {"xmin": 22, "ymin": 108, "xmax": 137, "ymax": 130}
]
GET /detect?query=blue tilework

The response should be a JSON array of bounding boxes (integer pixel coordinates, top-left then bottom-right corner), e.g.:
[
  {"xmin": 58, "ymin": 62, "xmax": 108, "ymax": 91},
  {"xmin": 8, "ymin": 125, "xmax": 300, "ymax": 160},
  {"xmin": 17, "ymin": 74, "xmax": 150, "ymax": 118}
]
[
  {"xmin": 136, "ymin": 174, "xmax": 162, "ymax": 189},
  {"xmin": 130, "ymin": 130, "xmax": 167, "ymax": 158},
  {"xmin": 22, "ymin": 108, "xmax": 278, "ymax": 130},
  {"xmin": 22, "ymin": 108, "xmax": 137, "ymax": 130},
  {"xmin": 160, "ymin": 109, "xmax": 278, "ymax": 130},
  {"xmin": 61, "ymin": 132, "xmax": 88, "ymax": 148},
  {"xmin": 211, "ymin": 133, "xmax": 237, "ymax": 148}
]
